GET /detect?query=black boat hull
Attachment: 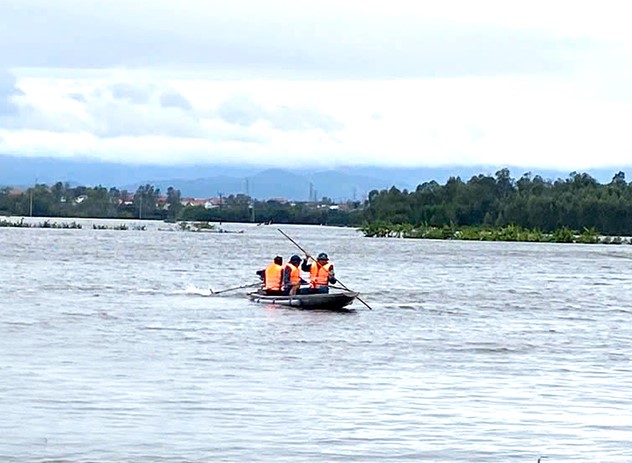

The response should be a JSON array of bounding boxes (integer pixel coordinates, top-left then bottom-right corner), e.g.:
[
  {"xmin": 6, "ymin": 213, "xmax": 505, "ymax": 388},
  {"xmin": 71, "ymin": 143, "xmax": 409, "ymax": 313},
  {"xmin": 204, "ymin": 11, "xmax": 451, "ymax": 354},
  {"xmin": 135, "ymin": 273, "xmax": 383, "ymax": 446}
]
[{"xmin": 248, "ymin": 290, "xmax": 358, "ymax": 310}]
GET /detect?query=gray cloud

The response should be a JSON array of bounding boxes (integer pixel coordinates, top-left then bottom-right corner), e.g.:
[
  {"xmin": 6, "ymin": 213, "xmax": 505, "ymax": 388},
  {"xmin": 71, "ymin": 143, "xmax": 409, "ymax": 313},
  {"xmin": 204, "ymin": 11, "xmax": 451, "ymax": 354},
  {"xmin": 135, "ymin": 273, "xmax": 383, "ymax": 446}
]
[
  {"xmin": 216, "ymin": 94, "xmax": 342, "ymax": 132},
  {"xmin": 110, "ymin": 83, "xmax": 151, "ymax": 104},
  {"xmin": 217, "ymin": 95, "xmax": 266, "ymax": 127},
  {"xmin": 0, "ymin": 69, "xmax": 24, "ymax": 117},
  {"xmin": 268, "ymin": 105, "xmax": 343, "ymax": 132},
  {"xmin": 15, "ymin": 106, "xmax": 84, "ymax": 133},
  {"xmin": 160, "ymin": 91, "xmax": 192, "ymax": 110},
  {"xmin": 0, "ymin": 1, "xmax": 592, "ymax": 79},
  {"xmin": 2, "ymin": 78, "xmax": 206, "ymax": 138},
  {"xmin": 68, "ymin": 93, "xmax": 87, "ymax": 103},
  {"xmin": 87, "ymin": 100, "xmax": 204, "ymax": 139}
]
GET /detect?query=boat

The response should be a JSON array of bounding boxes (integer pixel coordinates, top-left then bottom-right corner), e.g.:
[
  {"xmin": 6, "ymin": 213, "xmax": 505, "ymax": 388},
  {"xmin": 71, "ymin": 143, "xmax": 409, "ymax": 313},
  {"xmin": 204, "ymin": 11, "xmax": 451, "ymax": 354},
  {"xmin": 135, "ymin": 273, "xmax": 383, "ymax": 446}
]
[{"xmin": 247, "ymin": 289, "xmax": 358, "ymax": 311}]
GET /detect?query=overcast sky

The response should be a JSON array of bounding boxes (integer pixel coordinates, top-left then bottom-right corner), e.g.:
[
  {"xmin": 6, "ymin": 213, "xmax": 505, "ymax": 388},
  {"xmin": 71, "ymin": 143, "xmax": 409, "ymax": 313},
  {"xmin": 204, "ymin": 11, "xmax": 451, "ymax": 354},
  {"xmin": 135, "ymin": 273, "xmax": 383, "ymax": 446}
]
[{"xmin": 1, "ymin": 0, "xmax": 631, "ymax": 170}]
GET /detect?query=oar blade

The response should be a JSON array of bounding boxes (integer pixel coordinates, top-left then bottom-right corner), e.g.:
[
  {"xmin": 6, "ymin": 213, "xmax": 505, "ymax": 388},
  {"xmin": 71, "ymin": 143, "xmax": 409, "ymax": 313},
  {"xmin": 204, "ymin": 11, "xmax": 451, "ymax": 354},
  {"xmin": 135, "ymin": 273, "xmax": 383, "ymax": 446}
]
[{"xmin": 209, "ymin": 282, "xmax": 261, "ymax": 295}]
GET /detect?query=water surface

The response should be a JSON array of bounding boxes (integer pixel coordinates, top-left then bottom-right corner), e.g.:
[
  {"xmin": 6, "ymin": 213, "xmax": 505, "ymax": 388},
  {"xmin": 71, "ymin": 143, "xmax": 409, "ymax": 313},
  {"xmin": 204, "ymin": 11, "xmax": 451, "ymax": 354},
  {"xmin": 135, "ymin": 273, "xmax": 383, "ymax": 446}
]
[{"xmin": 1, "ymin": 219, "xmax": 631, "ymax": 462}]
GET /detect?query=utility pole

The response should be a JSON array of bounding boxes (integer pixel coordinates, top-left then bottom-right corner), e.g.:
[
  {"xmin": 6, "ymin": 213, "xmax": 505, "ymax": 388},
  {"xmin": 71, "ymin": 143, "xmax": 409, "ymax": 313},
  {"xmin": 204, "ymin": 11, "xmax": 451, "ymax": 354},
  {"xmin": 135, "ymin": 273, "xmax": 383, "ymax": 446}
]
[
  {"xmin": 29, "ymin": 178, "xmax": 37, "ymax": 217},
  {"xmin": 218, "ymin": 192, "xmax": 223, "ymax": 225},
  {"xmin": 246, "ymin": 178, "xmax": 256, "ymax": 222}
]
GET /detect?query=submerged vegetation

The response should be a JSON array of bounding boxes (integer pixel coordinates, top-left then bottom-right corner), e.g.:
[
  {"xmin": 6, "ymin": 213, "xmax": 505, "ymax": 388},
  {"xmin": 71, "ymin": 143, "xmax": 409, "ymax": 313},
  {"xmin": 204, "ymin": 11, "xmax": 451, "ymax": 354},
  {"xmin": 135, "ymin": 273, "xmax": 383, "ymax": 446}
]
[
  {"xmin": 0, "ymin": 218, "xmax": 83, "ymax": 229},
  {"xmin": 360, "ymin": 222, "xmax": 626, "ymax": 244},
  {"xmin": 0, "ymin": 218, "xmax": 145, "ymax": 230}
]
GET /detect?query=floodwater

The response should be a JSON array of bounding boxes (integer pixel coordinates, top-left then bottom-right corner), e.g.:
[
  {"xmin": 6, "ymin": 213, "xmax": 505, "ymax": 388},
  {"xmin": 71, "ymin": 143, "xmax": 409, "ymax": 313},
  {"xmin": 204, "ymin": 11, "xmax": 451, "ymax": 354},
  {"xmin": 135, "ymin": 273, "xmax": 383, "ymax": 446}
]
[{"xmin": 1, "ymin": 218, "xmax": 631, "ymax": 462}]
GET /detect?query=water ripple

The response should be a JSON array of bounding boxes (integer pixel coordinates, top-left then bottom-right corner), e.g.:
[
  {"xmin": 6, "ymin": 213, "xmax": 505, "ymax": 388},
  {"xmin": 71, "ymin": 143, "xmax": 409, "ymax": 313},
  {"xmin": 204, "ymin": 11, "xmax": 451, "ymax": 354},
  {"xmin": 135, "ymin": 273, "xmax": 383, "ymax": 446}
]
[{"xmin": 2, "ymin": 224, "xmax": 632, "ymax": 462}]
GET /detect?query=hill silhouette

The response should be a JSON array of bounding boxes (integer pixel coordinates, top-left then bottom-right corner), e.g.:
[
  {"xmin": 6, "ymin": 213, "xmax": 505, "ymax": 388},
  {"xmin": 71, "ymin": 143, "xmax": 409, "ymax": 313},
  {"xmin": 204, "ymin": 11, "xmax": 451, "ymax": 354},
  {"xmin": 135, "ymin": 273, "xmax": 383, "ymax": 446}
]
[{"xmin": 0, "ymin": 154, "xmax": 626, "ymax": 201}]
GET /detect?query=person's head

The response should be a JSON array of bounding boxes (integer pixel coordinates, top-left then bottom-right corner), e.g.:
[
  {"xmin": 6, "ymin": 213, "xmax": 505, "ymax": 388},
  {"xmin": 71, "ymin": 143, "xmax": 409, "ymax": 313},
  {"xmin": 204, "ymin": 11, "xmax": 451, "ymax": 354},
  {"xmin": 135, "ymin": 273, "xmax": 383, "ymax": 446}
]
[
  {"xmin": 274, "ymin": 256, "xmax": 283, "ymax": 265},
  {"xmin": 289, "ymin": 255, "xmax": 301, "ymax": 265},
  {"xmin": 317, "ymin": 252, "xmax": 328, "ymax": 262}
]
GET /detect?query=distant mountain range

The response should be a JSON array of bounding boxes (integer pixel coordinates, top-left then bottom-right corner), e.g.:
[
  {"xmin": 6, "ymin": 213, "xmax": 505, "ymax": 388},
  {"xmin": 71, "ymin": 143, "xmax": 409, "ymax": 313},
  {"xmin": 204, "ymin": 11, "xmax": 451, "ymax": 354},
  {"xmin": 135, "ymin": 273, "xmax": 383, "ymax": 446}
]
[{"xmin": 0, "ymin": 154, "xmax": 628, "ymax": 201}]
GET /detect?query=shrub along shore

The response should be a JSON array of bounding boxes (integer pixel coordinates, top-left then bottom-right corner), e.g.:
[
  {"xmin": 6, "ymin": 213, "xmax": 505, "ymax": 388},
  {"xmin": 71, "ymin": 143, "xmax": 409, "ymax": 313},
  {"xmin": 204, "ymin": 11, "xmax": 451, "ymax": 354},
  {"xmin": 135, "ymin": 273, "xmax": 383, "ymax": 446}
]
[
  {"xmin": 0, "ymin": 218, "xmax": 145, "ymax": 230},
  {"xmin": 360, "ymin": 222, "xmax": 631, "ymax": 244},
  {"xmin": 3, "ymin": 216, "xmax": 630, "ymax": 244}
]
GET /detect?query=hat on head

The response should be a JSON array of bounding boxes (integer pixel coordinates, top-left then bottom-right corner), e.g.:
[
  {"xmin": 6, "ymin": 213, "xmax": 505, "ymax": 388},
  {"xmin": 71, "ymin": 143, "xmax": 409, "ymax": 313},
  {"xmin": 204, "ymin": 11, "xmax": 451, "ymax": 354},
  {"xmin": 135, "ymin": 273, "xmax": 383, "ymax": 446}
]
[
  {"xmin": 290, "ymin": 254, "xmax": 301, "ymax": 264},
  {"xmin": 317, "ymin": 252, "xmax": 328, "ymax": 260}
]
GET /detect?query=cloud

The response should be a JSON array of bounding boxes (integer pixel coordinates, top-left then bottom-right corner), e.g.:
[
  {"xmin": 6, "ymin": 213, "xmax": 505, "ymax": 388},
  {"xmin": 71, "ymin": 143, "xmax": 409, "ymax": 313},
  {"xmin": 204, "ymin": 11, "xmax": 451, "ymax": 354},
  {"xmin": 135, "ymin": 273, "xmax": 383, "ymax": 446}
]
[
  {"xmin": 0, "ymin": 69, "xmax": 24, "ymax": 116},
  {"xmin": 160, "ymin": 91, "xmax": 192, "ymax": 110},
  {"xmin": 268, "ymin": 105, "xmax": 344, "ymax": 132},
  {"xmin": 217, "ymin": 95, "xmax": 265, "ymax": 127},
  {"xmin": 0, "ymin": 74, "xmax": 342, "ymax": 157},
  {"xmin": 110, "ymin": 83, "xmax": 152, "ymax": 105},
  {"xmin": 1, "ymin": 76, "xmax": 205, "ymax": 138},
  {"xmin": 0, "ymin": 0, "xmax": 609, "ymax": 79},
  {"xmin": 3, "ymin": 71, "xmax": 632, "ymax": 171},
  {"xmin": 68, "ymin": 93, "xmax": 87, "ymax": 103},
  {"xmin": 2, "ymin": 1, "xmax": 632, "ymax": 171},
  {"xmin": 215, "ymin": 94, "xmax": 343, "ymax": 132},
  {"xmin": 88, "ymin": 102, "xmax": 203, "ymax": 139}
]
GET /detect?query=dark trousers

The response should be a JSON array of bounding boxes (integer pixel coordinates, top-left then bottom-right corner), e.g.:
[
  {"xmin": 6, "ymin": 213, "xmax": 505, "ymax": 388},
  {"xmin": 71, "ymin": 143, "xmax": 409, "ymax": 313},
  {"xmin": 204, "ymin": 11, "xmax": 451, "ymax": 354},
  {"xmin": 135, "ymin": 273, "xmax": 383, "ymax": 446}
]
[
  {"xmin": 264, "ymin": 289, "xmax": 284, "ymax": 296},
  {"xmin": 307, "ymin": 286, "xmax": 329, "ymax": 294}
]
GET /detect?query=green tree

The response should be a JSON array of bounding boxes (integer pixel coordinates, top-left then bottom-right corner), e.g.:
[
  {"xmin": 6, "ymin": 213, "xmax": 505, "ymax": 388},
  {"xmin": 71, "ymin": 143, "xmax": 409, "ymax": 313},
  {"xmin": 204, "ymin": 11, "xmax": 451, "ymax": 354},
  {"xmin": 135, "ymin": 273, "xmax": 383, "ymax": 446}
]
[
  {"xmin": 165, "ymin": 186, "xmax": 183, "ymax": 222},
  {"xmin": 134, "ymin": 184, "xmax": 161, "ymax": 220}
]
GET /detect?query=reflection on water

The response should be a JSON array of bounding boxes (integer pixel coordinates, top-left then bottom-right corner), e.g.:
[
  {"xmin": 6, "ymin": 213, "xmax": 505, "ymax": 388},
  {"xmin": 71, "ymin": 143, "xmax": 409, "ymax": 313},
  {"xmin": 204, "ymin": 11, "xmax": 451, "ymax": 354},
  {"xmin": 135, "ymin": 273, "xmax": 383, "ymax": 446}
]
[{"xmin": 1, "ymin": 220, "xmax": 632, "ymax": 462}]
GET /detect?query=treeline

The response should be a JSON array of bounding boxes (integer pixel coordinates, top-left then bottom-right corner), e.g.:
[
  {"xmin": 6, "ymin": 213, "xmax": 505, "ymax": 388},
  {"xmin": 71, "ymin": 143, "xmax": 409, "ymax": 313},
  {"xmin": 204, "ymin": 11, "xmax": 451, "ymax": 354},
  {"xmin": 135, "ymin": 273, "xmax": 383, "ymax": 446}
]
[
  {"xmin": 179, "ymin": 194, "xmax": 364, "ymax": 226},
  {"xmin": 0, "ymin": 182, "xmax": 363, "ymax": 226},
  {"xmin": 364, "ymin": 169, "xmax": 632, "ymax": 236},
  {"xmin": 4, "ymin": 169, "xmax": 632, "ymax": 235},
  {"xmin": 0, "ymin": 182, "xmax": 182, "ymax": 221}
]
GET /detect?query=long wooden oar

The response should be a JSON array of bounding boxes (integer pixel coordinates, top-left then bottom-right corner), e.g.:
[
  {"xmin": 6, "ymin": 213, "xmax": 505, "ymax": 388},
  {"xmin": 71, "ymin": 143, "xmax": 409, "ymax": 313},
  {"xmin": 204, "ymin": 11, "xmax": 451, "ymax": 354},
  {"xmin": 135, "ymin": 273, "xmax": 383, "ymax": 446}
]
[
  {"xmin": 277, "ymin": 228, "xmax": 373, "ymax": 310},
  {"xmin": 210, "ymin": 281, "xmax": 261, "ymax": 295}
]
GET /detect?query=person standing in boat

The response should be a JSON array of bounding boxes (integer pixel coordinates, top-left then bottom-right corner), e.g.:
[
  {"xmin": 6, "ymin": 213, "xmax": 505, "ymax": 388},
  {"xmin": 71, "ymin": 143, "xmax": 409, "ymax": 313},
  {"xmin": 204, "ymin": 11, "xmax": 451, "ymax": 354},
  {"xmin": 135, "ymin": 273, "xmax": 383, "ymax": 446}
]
[
  {"xmin": 256, "ymin": 255, "xmax": 284, "ymax": 295},
  {"xmin": 283, "ymin": 255, "xmax": 307, "ymax": 295},
  {"xmin": 302, "ymin": 252, "xmax": 336, "ymax": 293}
]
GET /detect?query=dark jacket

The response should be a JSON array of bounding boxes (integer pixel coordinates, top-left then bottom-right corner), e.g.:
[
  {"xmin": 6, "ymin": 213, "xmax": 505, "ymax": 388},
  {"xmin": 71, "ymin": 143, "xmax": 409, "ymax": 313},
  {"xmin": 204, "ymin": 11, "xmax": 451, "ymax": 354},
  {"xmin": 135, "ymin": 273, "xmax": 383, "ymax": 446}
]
[{"xmin": 283, "ymin": 264, "xmax": 307, "ymax": 289}]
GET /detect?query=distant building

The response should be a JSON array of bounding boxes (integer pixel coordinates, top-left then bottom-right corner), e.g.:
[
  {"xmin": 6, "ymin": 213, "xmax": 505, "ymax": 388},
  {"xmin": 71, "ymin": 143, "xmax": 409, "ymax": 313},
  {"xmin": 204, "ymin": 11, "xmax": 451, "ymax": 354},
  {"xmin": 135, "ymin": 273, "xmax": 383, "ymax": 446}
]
[
  {"xmin": 268, "ymin": 197, "xmax": 289, "ymax": 204},
  {"xmin": 180, "ymin": 198, "xmax": 217, "ymax": 209}
]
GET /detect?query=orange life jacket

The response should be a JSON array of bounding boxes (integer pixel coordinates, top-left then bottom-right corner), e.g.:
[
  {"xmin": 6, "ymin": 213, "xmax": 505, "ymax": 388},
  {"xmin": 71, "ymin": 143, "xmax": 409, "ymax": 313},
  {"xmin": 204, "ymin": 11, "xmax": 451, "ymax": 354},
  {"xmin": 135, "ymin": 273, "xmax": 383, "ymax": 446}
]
[
  {"xmin": 285, "ymin": 263, "xmax": 302, "ymax": 286},
  {"xmin": 264, "ymin": 263, "xmax": 283, "ymax": 291},
  {"xmin": 310, "ymin": 262, "xmax": 332, "ymax": 288}
]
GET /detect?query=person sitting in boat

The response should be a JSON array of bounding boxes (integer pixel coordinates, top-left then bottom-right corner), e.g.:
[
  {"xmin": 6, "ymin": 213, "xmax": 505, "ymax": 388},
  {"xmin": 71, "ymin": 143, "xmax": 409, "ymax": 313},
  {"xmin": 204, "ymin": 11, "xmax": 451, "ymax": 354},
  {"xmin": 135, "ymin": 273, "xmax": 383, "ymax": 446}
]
[
  {"xmin": 256, "ymin": 255, "xmax": 284, "ymax": 295},
  {"xmin": 283, "ymin": 255, "xmax": 307, "ymax": 295},
  {"xmin": 302, "ymin": 252, "xmax": 336, "ymax": 294}
]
